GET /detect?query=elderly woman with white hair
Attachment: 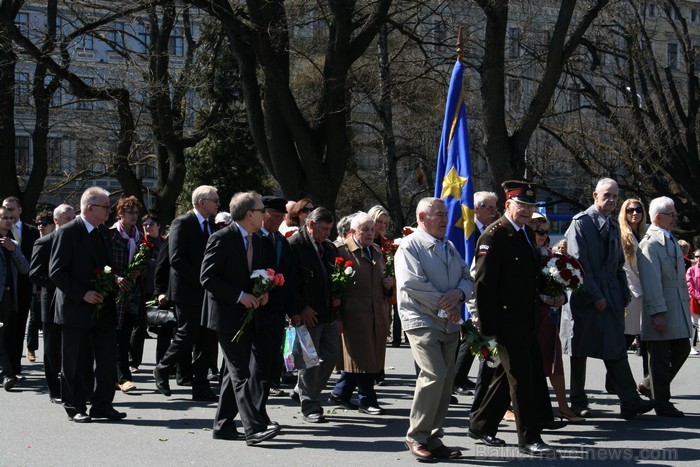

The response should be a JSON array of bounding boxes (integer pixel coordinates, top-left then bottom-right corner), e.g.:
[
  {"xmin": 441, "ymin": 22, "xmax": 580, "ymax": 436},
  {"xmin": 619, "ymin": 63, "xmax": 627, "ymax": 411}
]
[{"xmin": 329, "ymin": 212, "xmax": 393, "ymax": 415}]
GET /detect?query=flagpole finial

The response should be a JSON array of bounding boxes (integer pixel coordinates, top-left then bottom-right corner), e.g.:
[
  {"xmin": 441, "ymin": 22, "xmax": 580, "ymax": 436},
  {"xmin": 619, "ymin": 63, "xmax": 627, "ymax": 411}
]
[{"xmin": 457, "ymin": 27, "xmax": 463, "ymax": 61}]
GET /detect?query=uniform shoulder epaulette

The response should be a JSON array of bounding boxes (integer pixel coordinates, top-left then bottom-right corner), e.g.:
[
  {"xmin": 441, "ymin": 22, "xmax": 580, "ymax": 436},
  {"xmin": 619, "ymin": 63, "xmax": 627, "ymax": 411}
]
[
  {"xmin": 572, "ymin": 212, "xmax": 586, "ymax": 220},
  {"xmin": 487, "ymin": 223, "xmax": 503, "ymax": 234}
]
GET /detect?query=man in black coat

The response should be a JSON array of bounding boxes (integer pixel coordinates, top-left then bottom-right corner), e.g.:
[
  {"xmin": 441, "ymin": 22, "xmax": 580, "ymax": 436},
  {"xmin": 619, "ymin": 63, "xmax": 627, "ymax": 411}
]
[
  {"xmin": 49, "ymin": 188, "xmax": 125, "ymax": 423},
  {"xmin": 288, "ymin": 207, "xmax": 339, "ymax": 423},
  {"xmin": 201, "ymin": 191, "xmax": 280, "ymax": 445},
  {"xmin": 469, "ymin": 181, "xmax": 557, "ymax": 458},
  {"xmin": 256, "ymin": 196, "xmax": 297, "ymax": 400},
  {"xmin": 2, "ymin": 196, "xmax": 40, "ymax": 376},
  {"xmin": 29, "ymin": 204, "xmax": 76, "ymax": 403},
  {"xmin": 153, "ymin": 185, "xmax": 219, "ymax": 401}
]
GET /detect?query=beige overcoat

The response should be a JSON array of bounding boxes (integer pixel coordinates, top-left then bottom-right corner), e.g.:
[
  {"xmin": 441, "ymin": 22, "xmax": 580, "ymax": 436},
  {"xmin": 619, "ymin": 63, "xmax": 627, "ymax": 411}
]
[{"xmin": 337, "ymin": 237, "xmax": 390, "ymax": 373}]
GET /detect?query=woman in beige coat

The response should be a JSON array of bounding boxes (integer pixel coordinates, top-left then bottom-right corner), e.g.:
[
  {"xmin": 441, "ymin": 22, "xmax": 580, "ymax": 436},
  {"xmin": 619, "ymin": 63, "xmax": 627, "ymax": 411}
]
[{"xmin": 330, "ymin": 213, "xmax": 393, "ymax": 415}]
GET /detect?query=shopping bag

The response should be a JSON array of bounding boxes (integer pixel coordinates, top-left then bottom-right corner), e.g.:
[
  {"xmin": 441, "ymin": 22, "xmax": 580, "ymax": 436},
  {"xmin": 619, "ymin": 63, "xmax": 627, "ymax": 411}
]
[{"xmin": 283, "ymin": 325, "xmax": 320, "ymax": 371}]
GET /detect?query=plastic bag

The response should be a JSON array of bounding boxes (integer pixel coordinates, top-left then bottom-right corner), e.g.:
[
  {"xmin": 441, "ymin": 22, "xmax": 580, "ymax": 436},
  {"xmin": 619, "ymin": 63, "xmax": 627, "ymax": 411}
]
[{"xmin": 283, "ymin": 325, "xmax": 320, "ymax": 371}]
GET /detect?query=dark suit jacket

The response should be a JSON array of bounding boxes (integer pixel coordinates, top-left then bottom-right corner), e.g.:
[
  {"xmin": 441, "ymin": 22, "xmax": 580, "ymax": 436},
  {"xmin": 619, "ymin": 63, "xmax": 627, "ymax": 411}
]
[
  {"xmin": 256, "ymin": 230, "xmax": 297, "ymax": 318},
  {"xmin": 200, "ymin": 223, "xmax": 275, "ymax": 333},
  {"xmin": 288, "ymin": 226, "xmax": 338, "ymax": 324},
  {"xmin": 49, "ymin": 217, "xmax": 114, "ymax": 329},
  {"xmin": 29, "ymin": 231, "xmax": 57, "ymax": 323},
  {"xmin": 169, "ymin": 211, "xmax": 216, "ymax": 307},
  {"xmin": 19, "ymin": 222, "xmax": 40, "ymax": 266},
  {"xmin": 153, "ymin": 236, "xmax": 170, "ymax": 298},
  {"xmin": 474, "ymin": 215, "xmax": 540, "ymax": 338}
]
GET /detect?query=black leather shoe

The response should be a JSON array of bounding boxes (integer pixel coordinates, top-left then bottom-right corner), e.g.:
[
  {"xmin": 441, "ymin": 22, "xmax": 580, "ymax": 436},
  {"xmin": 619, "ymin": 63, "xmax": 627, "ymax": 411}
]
[
  {"xmin": 269, "ymin": 387, "xmax": 288, "ymax": 397},
  {"xmin": 638, "ymin": 383, "xmax": 653, "ymax": 399},
  {"xmin": 245, "ymin": 425, "xmax": 280, "ymax": 446},
  {"xmin": 329, "ymin": 393, "xmax": 358, "ymax": 410},
  {"xmin": 571, "ymin": 405, "xmax": 591, "ymax": 418},
  {"xmin": 70, "ymin": 413, "xmax": 92, "ymax": 423},
  {"xmin": 468, "ymin": 428, "xmax": 506, "ymax": 446},
  {"xmin": 620, "ymin": 399, "xmax": 655, "ymax": 420},
  {"xmin": 358, "ymin": 404, "xmax": 385, "ymax": 415},
  {"xmin": 519, "ymin": 442, "xmax": 558, "ymax": 457},
  {"xmin": 50, "ymin": 396, "xmax": 62, "ymax": 404},
  {"xmin": 212, "ymin": 429, "xmax": 241, "ymax": 440},
  {"xmin": 290, "ymin": 391, "xmax": 300, "ymax": 403},
  {"xmin": 192, "ymin": 390, "xmax": 218, "ymax": 402},
  {"xmin": 542, "ymin": 420, "xmax": 567, "ymax": 430},
  {"xmin": 429, "ymin": 444, "xmax": 463, "ymax": 459},
  {"xmin": 153, "ymin": 367, "xmax": 171, "ymax": 396},
  {"xmin": 302, "ymin": 412, "xmax": 326, "ymax": 423},
  {"xmin": 656, "ymin": 404, "xmax": 684, "ymax": 417},
  {"xmin": 449, "ymin": 395, "xmax": 459, "ymax": 405},
  {"xmin": 453, "ymin": 385, "xmax": 474, "ymax": 395},
  {"xmin": 90, "ymin": 407, "xmax": 127, "ymax": 420},
  {"xmin": 3, "ymin": 376, "xmax": 17, "ymax": 391}
]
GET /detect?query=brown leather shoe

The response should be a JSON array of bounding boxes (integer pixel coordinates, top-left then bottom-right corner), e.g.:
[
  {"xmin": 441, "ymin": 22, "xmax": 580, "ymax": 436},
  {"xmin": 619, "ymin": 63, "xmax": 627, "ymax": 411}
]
[
  {"xmin": 405, "ymin": 441, "xmax": 436, "ymax": 461},
  {"xmin": 429, "ymin": 444, "xmax": 463, "ymax": 459},
  {"xmin": 27, "ymin": 350, "xmax": 36, "ymax": 362}
]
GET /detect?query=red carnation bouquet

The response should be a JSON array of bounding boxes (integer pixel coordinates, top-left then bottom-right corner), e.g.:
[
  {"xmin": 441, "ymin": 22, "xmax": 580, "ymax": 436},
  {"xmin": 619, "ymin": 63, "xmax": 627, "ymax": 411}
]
[
  {"xmin": 233, "ymin": 268, "xmax": 285, "ymax": 343},
  {"xmin": 331, "ymin": 257, "xmax": 357, "ymax": 298}
]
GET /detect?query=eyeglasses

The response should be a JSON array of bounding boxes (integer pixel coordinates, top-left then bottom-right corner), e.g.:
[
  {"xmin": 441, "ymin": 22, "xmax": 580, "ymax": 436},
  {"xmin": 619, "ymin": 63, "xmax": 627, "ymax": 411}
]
[
  {"xmin": 123, "ymin": 209, "xmax": 139, "ymax": 215},
  {"xmin": 90, "ymin": 204, "xmax": 111, "ymax": 211},
  {"xmin": 0, "ymin": 216, "xmax": 15, "ymax": 221},
  {"xmin": 478, "ymin": 203, "xmax": 497, "ymax": 211},
  {"xmin": 626, "ymin": 207, "xmax": 643, "ymax": 214},
  {"xmin": 203, "ymin": 198, "xmax": 220, "ymax": 204},
  {"xmin": 250, "ymin": 208, "xmax": 266, "ymax": 213},
  {"xmin": 300, "ymin": 207, "xmax": 315, "ymax": 213},
  {"xmin": 659, "ymin": 211, "xmax": 677, "ymax": 218},
  {"xmin": 535, "ymin": 230, "xmax": 549, "ymax": 236}
]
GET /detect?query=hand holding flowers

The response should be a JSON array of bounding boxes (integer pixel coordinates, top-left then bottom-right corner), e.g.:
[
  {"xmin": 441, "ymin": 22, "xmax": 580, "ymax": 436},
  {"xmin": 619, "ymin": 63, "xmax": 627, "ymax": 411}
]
[
  {"xmin": 331, "ymin": 257, "xmax": 357, "ymax": 299},
  {"xmin": 233, "ymin": 268, "xmax": 285, "ymax": 343}
]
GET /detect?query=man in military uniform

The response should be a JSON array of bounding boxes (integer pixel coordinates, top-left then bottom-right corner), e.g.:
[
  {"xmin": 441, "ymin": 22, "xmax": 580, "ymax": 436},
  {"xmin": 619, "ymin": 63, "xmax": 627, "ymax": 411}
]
[{"xmin": 468, "ymin": 181, "xmax": 558, "ymax": 458}]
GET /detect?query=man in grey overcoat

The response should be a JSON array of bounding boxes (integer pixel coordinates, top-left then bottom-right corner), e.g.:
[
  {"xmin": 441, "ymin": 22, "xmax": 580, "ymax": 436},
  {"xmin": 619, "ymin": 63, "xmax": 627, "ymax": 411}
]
[
  {"xmin": 637, "ymin": 196, "xmax": 693, "ymax": 417},
  {"xmin": 560, "ymin": 178, "xmax": 655, "ymax": 419}
]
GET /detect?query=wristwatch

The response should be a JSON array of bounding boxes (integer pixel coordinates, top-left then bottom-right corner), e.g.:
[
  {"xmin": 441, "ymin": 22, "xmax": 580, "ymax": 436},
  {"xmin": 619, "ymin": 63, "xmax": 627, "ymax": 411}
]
[{"xmin": 458, "ymin": 289, "xmax": 466, "ymax": 303}]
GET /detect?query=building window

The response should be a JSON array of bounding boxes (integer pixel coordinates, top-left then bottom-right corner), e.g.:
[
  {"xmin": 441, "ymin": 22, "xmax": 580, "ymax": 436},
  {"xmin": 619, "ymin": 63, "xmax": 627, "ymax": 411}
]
[
  {"xmin": 47, "ymin": 137, "xmax": 62, "ymax": 174},
  {"xmin": 15, "ymin": 136, "xmax": 31, "ymax": 174},
  {"xmin": 508, "ymin": 79, "xmax": 521, "ymax": 112},
  {"xmin": 109, "ymin": 22, "xmax": 125, "ymax": 49},
  {"xmin": 508, "ymin": 28, "xmax": 521, "ymax": 58},
  {"xmin": 15, "ymin": 12, "xmax": 29, "ymax": 36},
  {"xmin": 169, "ymin": 28, "xmax": 184, "ymax": 56},
  {"xmin": 693, "ymin": 9, "xmax": 699, "ymax": 23},
  {"xmin": 139, "ymin": 24, "xmax": 151, "ymax": 53},
  {"xmin": 79, "ymin": 33, "xmax": 93, "ymax": 50},
  {"xmin": 14, "ymin": 72, "xmax": 31, "ymax": 106},
  {"xmin": 667, "ymin": 42, "xmax": 678, "ymax": 69},
  {"xmin": 648, "ymin": 3, "xmax": 656, "ymax": 17},
  {"xmin": 74, "ymin": 76, "xmax": 94, "ymax": 110},
  {"xmin": 432, "ymin": 21, "xmax": 446, "ymax": 51}
]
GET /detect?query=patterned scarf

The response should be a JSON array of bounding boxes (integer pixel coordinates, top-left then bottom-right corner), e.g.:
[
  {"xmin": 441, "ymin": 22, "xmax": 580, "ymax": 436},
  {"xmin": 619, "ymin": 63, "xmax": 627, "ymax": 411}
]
[{"xmin": 113, "ymin": 220, "xmax": 141, "ymax": 262}]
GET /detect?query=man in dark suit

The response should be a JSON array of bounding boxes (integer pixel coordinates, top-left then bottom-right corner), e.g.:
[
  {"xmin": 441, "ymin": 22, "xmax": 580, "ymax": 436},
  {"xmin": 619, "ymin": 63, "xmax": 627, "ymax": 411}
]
[
  {"xmin": 201, "ymin": 191, "xmax": 280, "ymax": 445},
  {"xmin": 153, "ymin": 185, "xmax": 219, "ymax": 401},
  {"xmin": 469, "ymin": 181, "xmax": 557, "ymax": 458},
  {"xmin": 49, "ymin": 187, "xmax": 125, "ymax": 423},
  {"xmin": 288, "ymin": 207, "xmax": 339, "ymax": 423},
  {"xmin": 29, "ymin": 204, "xmax": 76, "ymax": 403},
  {"xmin": 2, "ymin": 196, "xmax": 40, "ymax": 376},
  {"xmin": 0, "ymin": 205, "xmax": 30, "ymax": 391},
  {"xmin": 256, "ymin": 196, "xmax": 296, "ymax": 400}
]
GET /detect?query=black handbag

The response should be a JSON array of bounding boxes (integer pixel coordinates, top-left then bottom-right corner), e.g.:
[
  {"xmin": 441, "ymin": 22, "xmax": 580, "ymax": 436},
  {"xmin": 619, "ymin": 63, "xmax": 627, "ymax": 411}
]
[{"xmin": 145, "ymin": 305, "xmax": 176, "ymax": 327}]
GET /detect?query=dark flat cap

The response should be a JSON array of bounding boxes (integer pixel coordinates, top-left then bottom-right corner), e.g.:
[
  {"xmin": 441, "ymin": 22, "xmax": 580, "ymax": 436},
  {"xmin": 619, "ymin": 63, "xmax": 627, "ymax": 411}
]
[{"xmin": 262, "ymin": 196, "xmax": 288, "ymax": 213}]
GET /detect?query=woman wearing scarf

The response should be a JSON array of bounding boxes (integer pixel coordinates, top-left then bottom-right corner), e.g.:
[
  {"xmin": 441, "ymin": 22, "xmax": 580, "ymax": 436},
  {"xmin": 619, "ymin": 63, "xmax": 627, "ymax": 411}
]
[{"xmin": 110, "ymin": 196, "xmax": 143, "ymax": 393}]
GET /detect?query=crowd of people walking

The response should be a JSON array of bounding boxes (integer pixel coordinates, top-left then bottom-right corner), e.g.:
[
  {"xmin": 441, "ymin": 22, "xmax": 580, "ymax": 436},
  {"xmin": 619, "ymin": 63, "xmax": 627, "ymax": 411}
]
[{"xmin": 0, "ymin": 176, "xmax": 697, "ymax": 458}]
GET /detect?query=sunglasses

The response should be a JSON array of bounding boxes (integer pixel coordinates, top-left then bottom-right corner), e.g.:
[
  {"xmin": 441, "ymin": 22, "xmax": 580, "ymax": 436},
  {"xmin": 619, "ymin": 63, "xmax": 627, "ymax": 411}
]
[
  {"xmin": 300, "ymin": 207, "xmax": 315, "ymax": 213},
  {"xmin": 626, "ymin": 207, "xmax": 643, "ymax": 214},
  {"xmin": 535, "ymin": 230, "xmax": 549, "ymax": 236},
  {"xmin": 143, "ymin": 222, "xmax": 156, "ymax": 227},
  {"xmin": 35, "ymin": 221, "xmax": 51, "ymax": 227}
]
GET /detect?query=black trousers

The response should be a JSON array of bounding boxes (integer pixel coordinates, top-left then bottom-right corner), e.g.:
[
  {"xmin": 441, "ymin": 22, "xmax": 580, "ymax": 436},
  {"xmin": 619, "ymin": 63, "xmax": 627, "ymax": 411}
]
[
  {"xmin": 470, "ymin": 359, "xmax": 497, "ymax": 419},
  {"xmin": 42, "ymin": 321, "xmax": 62, "ymax": 398},
  {"xmin": 158, "ymin": 302, "xmax": 213, "ymax": 394},
  {"xmin": 470, "ymin": 334, "xmax": 552, "ymax": 446},
  {"xmin": 454, "ymin": 337, "xmax": 475, "ymax": 388},
  {"xmin": 647, "ymin": 338, "xmax": 690, "ymax": 408},
  {"xmin": 129, "ymin": 313, "xmax": 148, "ymax": 369},
  {"xmin": 117, "ymin": 313, "xmax": 136, "ymax": 383},
  {"xmin": 252, "ymin": 312, "xmax": 286, "ymax": 420},
  {"xmin": 214, "ymin": 331, "xmax": 267, "ymax": 437},
  {"xmin": 570, "ymin": 354, "xmax": 639, "ymax": 408},
  {"xmin": 61, "ymin": 324, "xmax": 117, "ymax": 415},
  {"xmin": 26, "ymin": 292, "xmax": 42, "ymax": 351}
]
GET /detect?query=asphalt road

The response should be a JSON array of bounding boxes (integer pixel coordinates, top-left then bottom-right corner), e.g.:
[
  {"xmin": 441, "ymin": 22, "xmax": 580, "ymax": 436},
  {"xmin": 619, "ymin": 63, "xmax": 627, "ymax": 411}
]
[{"xmin": 2, "ymin": 335, "xmax": 699, "ymax": 466}]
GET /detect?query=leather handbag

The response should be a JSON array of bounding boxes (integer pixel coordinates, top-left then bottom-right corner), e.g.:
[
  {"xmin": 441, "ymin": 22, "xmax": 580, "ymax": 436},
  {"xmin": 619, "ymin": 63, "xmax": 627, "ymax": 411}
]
[{"xmin": 145, "ymin": 305, "xmax": 176, "ymax": 327}]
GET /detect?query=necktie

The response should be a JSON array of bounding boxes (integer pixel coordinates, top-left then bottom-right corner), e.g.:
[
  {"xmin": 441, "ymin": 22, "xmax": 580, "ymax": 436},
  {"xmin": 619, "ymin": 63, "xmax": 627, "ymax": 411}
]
[
  {"xmin": 364, "ymin": 247, "xmax": 372, "ymax": 260},
  {"xmin": 246, "ymin": 234, "xmax": 253, "ymax": 271},
  {"xmin": 268, "ymin": 231, "xmax": 276, "ymax": 247},
  {"xmin": 316, "ymin": 242, "xmax": 324, "ymax": 261},
  {"xmin": 517, "ymin": 229, "xmax": 533, "ymax": 251},
  {"xmin": 202, "ymin": 219, "xmax": 210, "ymax": 244},
  {"xmin": 10, "ymin": 224, "xmax": 20, "ymax": 247}
]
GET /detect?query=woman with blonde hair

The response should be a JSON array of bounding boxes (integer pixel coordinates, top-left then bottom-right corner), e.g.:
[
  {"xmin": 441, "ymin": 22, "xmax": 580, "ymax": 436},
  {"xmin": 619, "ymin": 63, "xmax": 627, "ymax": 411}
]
[{"xmin": 618, "ymin": 199, "xmax": 648, "ymax": 350}]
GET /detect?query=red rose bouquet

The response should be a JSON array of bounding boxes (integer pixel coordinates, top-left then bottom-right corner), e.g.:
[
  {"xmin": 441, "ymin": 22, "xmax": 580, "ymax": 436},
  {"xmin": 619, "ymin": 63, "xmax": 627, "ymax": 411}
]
[
  {"xmin": 541, "ymin": 252, "xmax": 584, "ymax": 296},
  {"xmin": 331, "ymin": 257, "xmax": 357, "ymax": 298}
]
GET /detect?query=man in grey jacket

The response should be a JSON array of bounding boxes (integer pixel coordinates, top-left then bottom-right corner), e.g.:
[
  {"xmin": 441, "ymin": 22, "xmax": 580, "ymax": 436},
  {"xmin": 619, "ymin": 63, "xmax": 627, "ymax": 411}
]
[
  {"xmin": 561, "ymin": 178, "xmax": 655, "ymax": 420},
  {"xmin": 396, "ymin": 197, "xmax": 473, "ymax": 461},
  {"xmin": 637, "ymin": 196, "xmax": 693, "ymax": 417}
]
